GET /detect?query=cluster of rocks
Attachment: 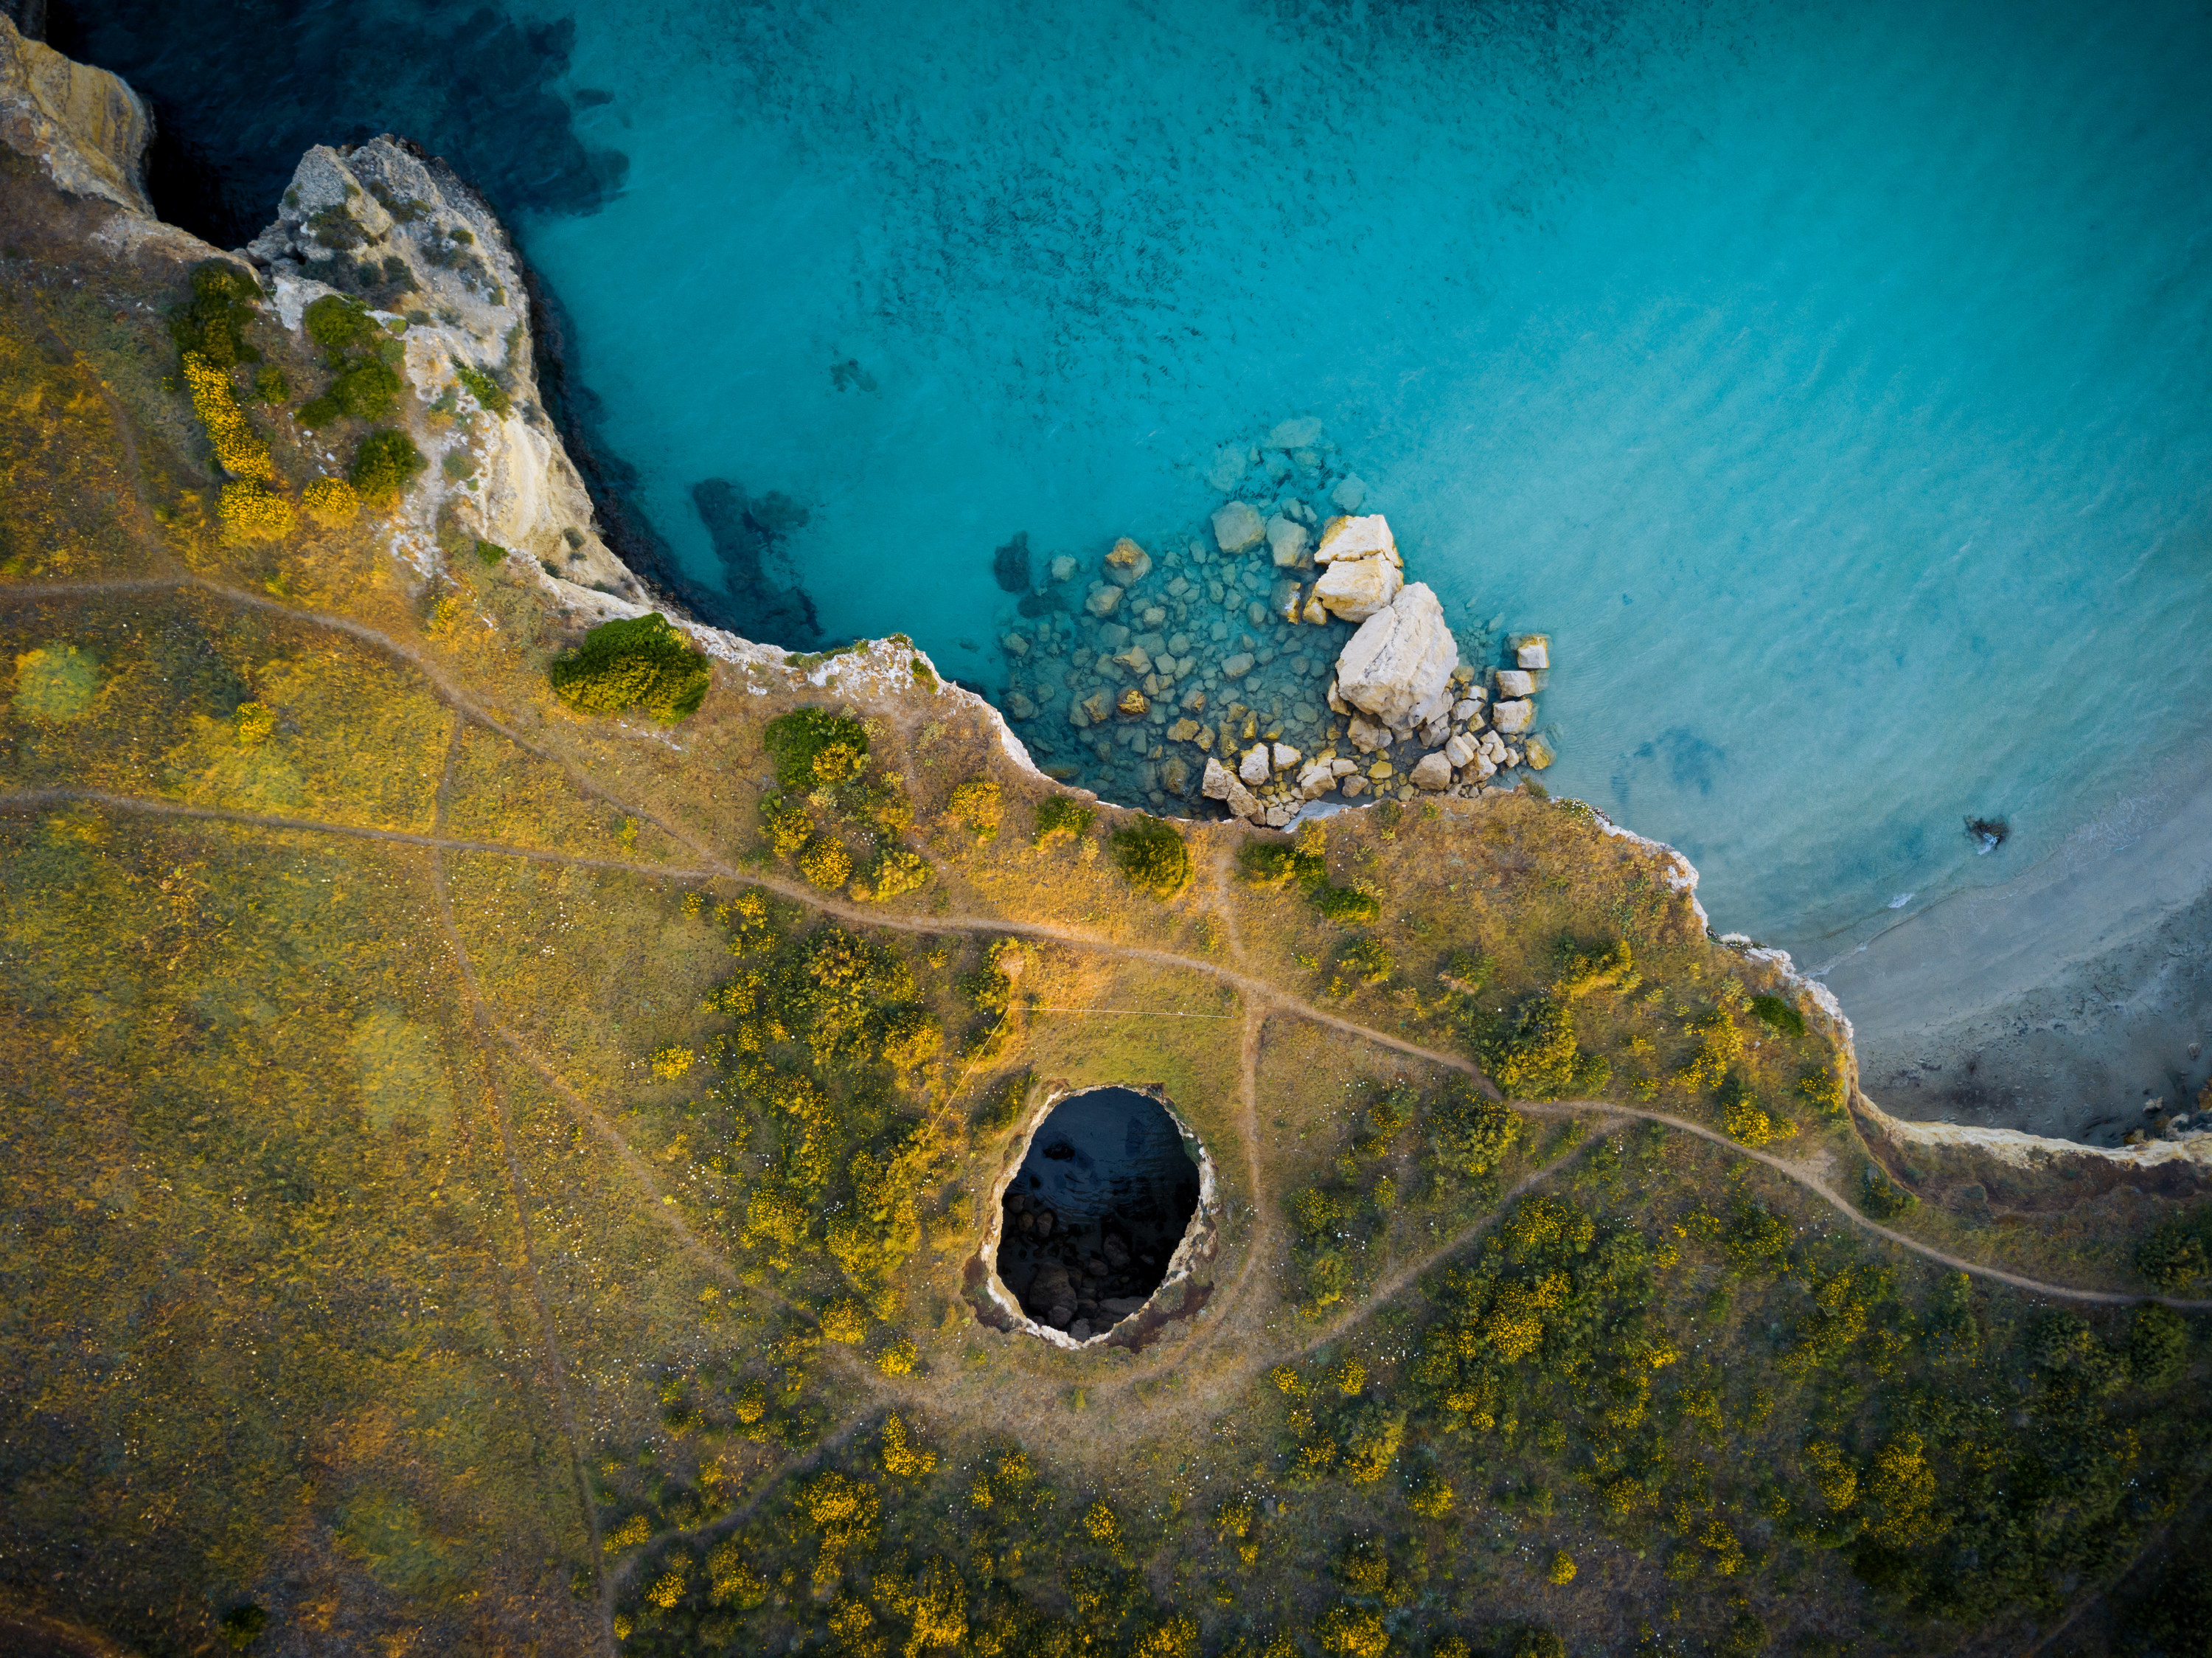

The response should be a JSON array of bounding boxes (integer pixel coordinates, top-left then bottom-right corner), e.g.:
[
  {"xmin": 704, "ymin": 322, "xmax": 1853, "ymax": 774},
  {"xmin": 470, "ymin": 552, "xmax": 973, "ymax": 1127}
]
[
  {"xmin": 1199, "ymin": 561, "xmax": 1553, "ymax": 827},
  {"xmin": 992, "ymin": 420, "xmax": 1556, "ymax": 823},
  {"xmin": 995, "ymin": 1189, "xmax": 1171, "ymax": 1342}
]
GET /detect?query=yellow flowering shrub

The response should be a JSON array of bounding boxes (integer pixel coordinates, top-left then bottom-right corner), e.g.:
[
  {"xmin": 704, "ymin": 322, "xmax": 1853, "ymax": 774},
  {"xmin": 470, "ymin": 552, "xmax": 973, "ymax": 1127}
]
[
  {"xmin": 1082, "ymin": 1501, "xmax": 1119, "ymax": 1544},
  {"xmin": 183, "ymin": 352, "xmax": 271, "ymax": 481},
  {"xmin": 1804, "ymin": 1440, "xmax": 1857, "ymax": 1510},
  {"xmin": 1318, "ymin": 1604, "xmax": 1390, "ymax": 1657},
  {"xmin": 798, "ymin": 835, "xmax": 852, "ymax": 889},
  {"xmin": 650, "ymin": 1045, "xmax": 694, "ymax": 1080},
  {"xmin": 218, "ymin": 479, "xmax": 294, "ymax": 539},
  {"xmin": 705, "ymin": 1541, "xmax": 768, "ymax": 1609},
  {"xmin": 1547, "ymin": 1550, "xmax": 1576, "ymax": 1584},
  {"xmin": 881, "ymin": 1412, "xmax": 936, "ymax": 1476},
  {"xmin": 820, "ymin": 1297, "xmax": 867, "ymax": 1344},
  {"xmin": 302, "ymin": 476, "xmax": 360, "ymax": 525},
  {"xmin": 232, "ymin": 701, "xmax": 274, "ymax": 746},
  {"xmin": 874, "ymin": 1338, "xmax": 917, "ymax": 1377}
]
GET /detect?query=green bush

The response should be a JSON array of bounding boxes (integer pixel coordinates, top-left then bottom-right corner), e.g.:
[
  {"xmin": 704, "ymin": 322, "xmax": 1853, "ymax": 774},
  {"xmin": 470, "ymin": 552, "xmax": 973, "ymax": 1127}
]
[
  {"xmin": 1326, "ymin": 937, "xmax": 1394, "ymax": 997},
  {"xmin": 347, "ymin": 429, "xmax": 427, "ymax": 504},
  {"xmin": 1438, "ymin": 949, "xmax": 1493, "ymax": 997},
  {"xmin": 1239, "ymin": 828, "xmax": 1374, "ymax": 923},
  {"xmin": 1110, "ymin": 817, "xmax": 1190, "ymax": 900},
  {"xmin": 549, "ymin": 611, "xmax": 712, "ymax": 724},
  {"xmin": 1857, "ymin": 1165, "xmax": 1918, "ymax": 1220},
  {"xmin": 1429, "ymin": 1084, "xmax": 1520, "ymax": 1178},
  {"xmin": 1032, "ymin": 794, "xmax": 1093, "ymax": 847},
  {"xmin": 2137, "ymin": 1211, "xmax": 2212, "ymax": 1291},
  {"xmin": 1553, "ymin": 939, "xmax": 1633, "ymax": 997},
  {"xmin": 170, "ymin": 260, "xmax": 262, "ymax": 368},
  {"xmin": 299, "ymin": 355, "xmax": 403, "ymax": 426},
  {"xmin": 304, "ymin": 294, "xmax": 382, "ymax": 361},
  {"xmin": 253, "ymin": 366, "xmax": 289, "ymax": 405},
  {"xmin": 454, "ymin": 362, "xmax": 512, "ymax": 416},
  {"xmin": 1312, "ymin": 884, "xmax": 1380, "ymax": 924},
  {"xmin": 1479, "ymin": 993, "xmax": 1579, "ymax": 1099},
  {"xmin": 2126, "ymin": 1305, "xmax": 2189, "ymax": 1388},
  {"xmin": 763, "ymin": 708, "xmax": 870, "ymax": 793},
  {"xmin": 1750, "ymin": 993, "xmax": 1807, "ymax": 1036},
  {"xmin": 474, "ymin": 538, "xmax": 509, "ymax": 566}
]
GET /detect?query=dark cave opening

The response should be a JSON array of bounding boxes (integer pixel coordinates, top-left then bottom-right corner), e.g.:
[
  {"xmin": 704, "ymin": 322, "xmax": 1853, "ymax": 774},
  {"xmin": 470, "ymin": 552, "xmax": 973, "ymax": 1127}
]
[{"xmin": 994, "ymin": 1087, "xmax": 1201, "ymax": 1342}]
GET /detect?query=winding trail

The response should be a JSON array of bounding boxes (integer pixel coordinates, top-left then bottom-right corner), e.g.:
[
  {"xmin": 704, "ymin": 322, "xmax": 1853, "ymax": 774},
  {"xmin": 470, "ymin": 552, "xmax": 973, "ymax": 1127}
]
[{"xmin": 11, "ymin": 496, "xmax": 2206, "ymax": 1654}]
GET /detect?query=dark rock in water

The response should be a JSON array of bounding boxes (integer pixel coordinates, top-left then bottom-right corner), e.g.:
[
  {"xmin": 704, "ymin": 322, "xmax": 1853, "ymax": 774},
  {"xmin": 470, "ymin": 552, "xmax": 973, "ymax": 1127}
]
[
  {"xmin": 1966, "ymin": 815, "xmax": 2009, "ymax": 853},
  {"xmin": 692, "ymin": 479, "xmax": 820, "ymax": 648},
  {"xmin": 1016, "ymin": 589, "xmax": 1067, "ymax": 618},
  {"xmin": 572, "ymin": 87, "xmax": 614, "ymax": 108},
  {"xmin": 993, "ymin": 530, "xmax": 1032, "ymax": 593}
]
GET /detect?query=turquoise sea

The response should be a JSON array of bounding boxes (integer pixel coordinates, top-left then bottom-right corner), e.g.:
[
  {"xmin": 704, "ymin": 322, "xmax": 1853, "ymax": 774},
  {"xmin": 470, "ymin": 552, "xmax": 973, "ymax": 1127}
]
[{"xmin": 58, "ymin": 0, "xmax": 2212, "ymax": 973}]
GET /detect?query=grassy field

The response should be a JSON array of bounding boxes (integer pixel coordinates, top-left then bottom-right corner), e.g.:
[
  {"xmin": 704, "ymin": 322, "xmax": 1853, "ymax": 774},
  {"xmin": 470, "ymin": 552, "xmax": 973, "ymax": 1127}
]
[{"xmin": 1, "ymin": 148, "xmax": 2208, "ymax": 1658}]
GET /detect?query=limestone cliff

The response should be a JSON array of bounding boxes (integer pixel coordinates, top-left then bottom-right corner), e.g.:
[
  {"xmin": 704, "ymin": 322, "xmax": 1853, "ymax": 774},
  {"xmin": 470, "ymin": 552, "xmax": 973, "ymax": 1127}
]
[
  {"xmin": 0, "ymin": 12, "xmax": 150, "ymax": 217},
  {"xmin": 236, "ymin": 135, "xmax": 644, "ymax": 601}
]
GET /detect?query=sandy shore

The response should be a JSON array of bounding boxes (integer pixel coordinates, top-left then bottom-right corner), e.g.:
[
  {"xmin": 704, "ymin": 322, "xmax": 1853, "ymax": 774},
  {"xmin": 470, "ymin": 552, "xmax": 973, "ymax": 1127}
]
[{"xmin": 1821, "ymin": 739, "xmax": 2212, "ymax": 1147}]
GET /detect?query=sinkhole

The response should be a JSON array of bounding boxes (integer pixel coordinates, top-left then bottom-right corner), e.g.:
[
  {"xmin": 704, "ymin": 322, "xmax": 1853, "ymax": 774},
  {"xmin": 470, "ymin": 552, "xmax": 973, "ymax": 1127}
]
[{"xmin": 987, "ymin": 1086, "xmax": 1211, "ymax": 1346}]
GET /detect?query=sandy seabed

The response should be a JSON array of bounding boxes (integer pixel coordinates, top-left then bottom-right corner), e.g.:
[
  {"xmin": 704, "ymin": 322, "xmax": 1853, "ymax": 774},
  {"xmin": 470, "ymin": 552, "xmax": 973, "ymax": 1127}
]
[{"xmin": 1825, "ymin": 733, "xmax": 2212, "ymax": 1145}]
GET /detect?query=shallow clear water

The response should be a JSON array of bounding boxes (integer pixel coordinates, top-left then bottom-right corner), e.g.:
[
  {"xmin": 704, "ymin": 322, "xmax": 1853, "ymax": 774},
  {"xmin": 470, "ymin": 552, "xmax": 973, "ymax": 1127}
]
[{"xmin": 60, "ymin": 0, "xmax": 2212, "ymax": 969}]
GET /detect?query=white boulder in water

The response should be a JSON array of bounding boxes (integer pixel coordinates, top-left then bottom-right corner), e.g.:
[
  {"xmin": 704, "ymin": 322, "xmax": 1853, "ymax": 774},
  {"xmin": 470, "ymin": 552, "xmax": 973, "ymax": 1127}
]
[
  {"xmin": 1267, "ymin": 514, "xmax": 1311, "ymax": 567},
  {"xmin": 1314, "ymin": 514, "xmax": 1399, "ymax": 566},
  {"xmin": 1332, "ymin": 582, "xmax": 1460, "ymax": 730},
  {"xmin": 1410, "ymin": 752, "xmax": 1454, "ymax": 791},
  {"xmin": 1312, "ymin": 553, "xmax": 1400, "ymax": 622},
  {"xmin": 1311, "ymin": 513, "xmax": 1405, "ymax": 621},
  {"xmin": 1492, "ymin": 698, "xmax": 1535, "ymax": 735}
]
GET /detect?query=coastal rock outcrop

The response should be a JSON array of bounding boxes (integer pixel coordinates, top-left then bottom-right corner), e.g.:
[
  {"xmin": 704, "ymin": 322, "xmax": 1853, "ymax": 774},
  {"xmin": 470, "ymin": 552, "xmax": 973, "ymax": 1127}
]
[
  {"xmin": 1332, "ymin": 582, "xmax": 1458, "ymax": 730},
  {"xmin": 1310, "ymin": 513, "xmax": 1404, "ymax": 622},
  {"xmin": 237, "ymin": 136, "xmax": 639, "ymax": 597},
  {"xmin": 0, "ymin": 14, "xmax": 152, "ymax": 217}
]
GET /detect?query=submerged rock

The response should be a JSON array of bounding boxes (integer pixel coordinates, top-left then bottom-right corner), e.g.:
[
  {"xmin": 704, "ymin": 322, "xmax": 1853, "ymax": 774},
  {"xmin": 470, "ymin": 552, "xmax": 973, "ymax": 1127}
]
[
  {"xmin": 1106, "ymin": 537, "xmax": 1153, "ymax": 586},
  {"xmin": 1525, "ymin": 732, "xmax": 1557, "ymax": 769},
  {"xmin": 1211, "ymin": 501, "xmax": 1265, "ymax": 555}
]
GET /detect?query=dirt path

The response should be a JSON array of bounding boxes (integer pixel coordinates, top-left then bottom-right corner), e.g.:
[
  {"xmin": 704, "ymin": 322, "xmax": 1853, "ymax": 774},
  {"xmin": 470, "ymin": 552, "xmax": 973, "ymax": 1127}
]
[{"xmin": 15, "ymin": 771, "xmax": 2207, "ymax": 1314}]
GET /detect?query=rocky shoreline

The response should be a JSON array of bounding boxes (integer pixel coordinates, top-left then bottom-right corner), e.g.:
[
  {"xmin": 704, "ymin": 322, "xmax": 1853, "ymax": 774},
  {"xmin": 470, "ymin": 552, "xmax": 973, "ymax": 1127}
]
[{"xmin": 993, "ymin": 423, "xmax": 1557, "ymax": 827}]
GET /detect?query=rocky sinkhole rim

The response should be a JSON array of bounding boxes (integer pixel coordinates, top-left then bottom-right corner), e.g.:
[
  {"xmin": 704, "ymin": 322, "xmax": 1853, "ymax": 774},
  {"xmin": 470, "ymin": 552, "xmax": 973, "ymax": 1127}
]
[{"xmin": 980, "ymin": 1083, "xmax": 1219, "ymax": 1351}]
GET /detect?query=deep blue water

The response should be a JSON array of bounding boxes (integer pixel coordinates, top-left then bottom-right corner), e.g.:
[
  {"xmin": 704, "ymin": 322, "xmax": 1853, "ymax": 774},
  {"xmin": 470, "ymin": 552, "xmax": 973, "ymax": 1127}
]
[{"xmin": 58, "ymin": 0, "xmax": 2212, "ymax": 970}]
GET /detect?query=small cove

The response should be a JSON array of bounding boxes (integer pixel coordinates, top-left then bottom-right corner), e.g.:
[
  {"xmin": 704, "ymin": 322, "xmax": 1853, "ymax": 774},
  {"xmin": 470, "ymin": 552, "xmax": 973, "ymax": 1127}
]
[{"xmin": 53, "ymin": 0, "xmax": 2212, "ymax": 1054}]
